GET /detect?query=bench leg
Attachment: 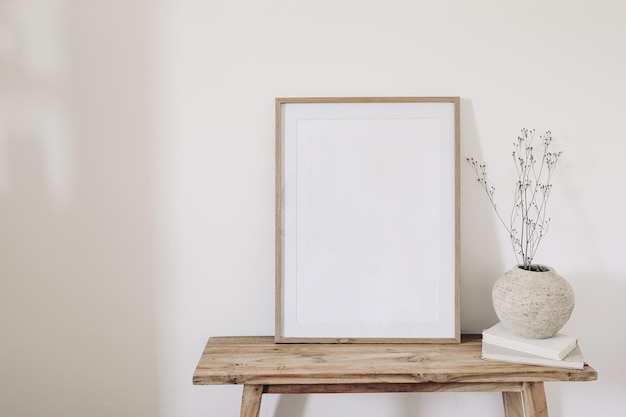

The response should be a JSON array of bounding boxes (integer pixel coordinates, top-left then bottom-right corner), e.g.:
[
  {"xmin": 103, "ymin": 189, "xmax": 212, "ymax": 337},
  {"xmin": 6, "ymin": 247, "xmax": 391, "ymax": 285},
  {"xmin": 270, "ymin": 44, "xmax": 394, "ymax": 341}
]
[
  {"xmin": 521, "ymin": 382, "xmax": 548, "ymax": 417},
  {"xmin": 502, "ymin": 391, "xmax": 524, "ymax": 417},
  {"xmin": 240, "ymin": 385, "xmax": 264, "ymax": 417}
]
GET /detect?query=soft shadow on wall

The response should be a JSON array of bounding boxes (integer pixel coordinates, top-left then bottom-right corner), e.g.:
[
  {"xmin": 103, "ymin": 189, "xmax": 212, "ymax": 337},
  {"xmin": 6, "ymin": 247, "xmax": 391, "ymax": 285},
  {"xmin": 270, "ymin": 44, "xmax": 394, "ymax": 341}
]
[
  {"xmin": 547, "ymin": 270, "xmax": 626, "ymax": 417},
  {"xmin": 0, "ymin": 5, "xmax": 159, "ymax": 417},
  {"xmin": 458, "ymin": 98, "xmax": 503, "ymax": 333}
]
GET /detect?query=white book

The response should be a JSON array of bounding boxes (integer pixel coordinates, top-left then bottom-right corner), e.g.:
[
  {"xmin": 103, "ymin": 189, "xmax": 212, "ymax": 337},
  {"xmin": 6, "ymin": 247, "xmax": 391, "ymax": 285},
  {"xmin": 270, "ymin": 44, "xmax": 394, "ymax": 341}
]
[
  {"xmin": 482, "ymin": 342, "xmax": 586, "ymax": 370},
  {"xmin": 482, "ymin": 322, "xmax": 578, "ymax": 360}
]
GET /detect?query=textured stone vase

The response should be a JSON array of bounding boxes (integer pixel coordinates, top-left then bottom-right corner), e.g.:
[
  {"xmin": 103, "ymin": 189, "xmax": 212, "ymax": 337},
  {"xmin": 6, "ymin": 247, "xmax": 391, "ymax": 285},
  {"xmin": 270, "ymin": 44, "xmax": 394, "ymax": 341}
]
[{"xmin": 492, "ymin": 265, "xmax": 574, "ymax": 339}]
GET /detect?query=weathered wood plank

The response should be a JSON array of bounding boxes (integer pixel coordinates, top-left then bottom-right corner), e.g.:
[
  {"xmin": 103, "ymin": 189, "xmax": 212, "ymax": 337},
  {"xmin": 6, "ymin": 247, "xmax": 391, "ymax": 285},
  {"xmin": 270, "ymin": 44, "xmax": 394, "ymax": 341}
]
[
  {"xmin": 502, "ymin": 391, "xmax": 524, "ymax": 417},
  {"xmin": 522, "ymin": 382, "xmax": 549, "ymax": 417},
  {"xmin": 240, "ymin": 385, "xmax": 263, "ymax": 417},
  {"xmin": 264, "ymin": 382, "xmax": 523, "ymax": 394},
  {"xmin": 193, "ymin": 336, "xmax": 597, "ymax": 386}
]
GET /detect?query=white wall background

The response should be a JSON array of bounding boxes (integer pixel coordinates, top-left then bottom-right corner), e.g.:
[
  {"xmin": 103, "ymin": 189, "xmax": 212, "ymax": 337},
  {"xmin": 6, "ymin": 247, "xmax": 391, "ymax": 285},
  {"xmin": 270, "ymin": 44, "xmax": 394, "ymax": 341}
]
[{"xmin": 0, "ymin": 1, "xmax": 624, "ymax": 416}]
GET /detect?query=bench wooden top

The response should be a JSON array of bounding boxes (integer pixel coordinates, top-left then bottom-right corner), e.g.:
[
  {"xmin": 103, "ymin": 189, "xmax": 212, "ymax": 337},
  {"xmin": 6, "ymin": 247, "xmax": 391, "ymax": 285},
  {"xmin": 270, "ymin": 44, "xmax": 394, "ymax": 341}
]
[{"xmin": 193, "ymin": 335, "xmax": 597, "ymax": 386}]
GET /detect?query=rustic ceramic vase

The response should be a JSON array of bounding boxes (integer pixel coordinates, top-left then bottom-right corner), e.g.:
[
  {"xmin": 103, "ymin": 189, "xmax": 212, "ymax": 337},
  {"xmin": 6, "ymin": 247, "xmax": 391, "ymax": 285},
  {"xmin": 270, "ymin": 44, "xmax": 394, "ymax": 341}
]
[{"xmin": 492, "ymin": 265, "xmax": 574, "ymax": 339}]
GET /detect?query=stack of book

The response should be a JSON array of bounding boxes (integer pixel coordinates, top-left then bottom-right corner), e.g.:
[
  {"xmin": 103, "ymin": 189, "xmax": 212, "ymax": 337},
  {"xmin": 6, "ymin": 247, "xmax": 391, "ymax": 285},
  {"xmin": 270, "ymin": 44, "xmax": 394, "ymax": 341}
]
[{"xmin": 481, "ymin": 322, "xmax": 585, "ymax": 369}]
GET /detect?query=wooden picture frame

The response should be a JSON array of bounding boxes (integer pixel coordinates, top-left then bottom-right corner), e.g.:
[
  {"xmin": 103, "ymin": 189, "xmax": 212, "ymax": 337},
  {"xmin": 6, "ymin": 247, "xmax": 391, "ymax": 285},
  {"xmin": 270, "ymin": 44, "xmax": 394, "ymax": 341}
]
[{"xmin": 275, "ymin": 97, "xmax": 460, "ymax": 343}]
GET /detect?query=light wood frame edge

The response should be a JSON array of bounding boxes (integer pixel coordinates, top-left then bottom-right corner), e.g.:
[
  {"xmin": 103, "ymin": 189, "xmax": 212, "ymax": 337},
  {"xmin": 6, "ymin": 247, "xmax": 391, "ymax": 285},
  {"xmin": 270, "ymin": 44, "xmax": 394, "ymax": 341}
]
[{"xmin": 275, "ymin": 96, "xmax": 461, "ymax": 344}]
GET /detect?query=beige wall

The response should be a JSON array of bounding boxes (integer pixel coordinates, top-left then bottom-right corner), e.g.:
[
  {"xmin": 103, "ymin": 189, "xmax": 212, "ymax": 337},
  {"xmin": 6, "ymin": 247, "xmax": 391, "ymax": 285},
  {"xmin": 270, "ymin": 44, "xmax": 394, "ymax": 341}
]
[{"xmin": 0, "ymin": 1, "xmax": 623, "ymax": 416}]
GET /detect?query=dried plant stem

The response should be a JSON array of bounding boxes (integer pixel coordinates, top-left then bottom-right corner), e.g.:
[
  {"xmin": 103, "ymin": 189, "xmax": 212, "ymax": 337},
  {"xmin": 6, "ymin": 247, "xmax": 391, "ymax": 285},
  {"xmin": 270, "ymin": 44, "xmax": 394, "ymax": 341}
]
[{"xmin": 467, "ymin": 129, "xmax": 561, "ymax": 270}]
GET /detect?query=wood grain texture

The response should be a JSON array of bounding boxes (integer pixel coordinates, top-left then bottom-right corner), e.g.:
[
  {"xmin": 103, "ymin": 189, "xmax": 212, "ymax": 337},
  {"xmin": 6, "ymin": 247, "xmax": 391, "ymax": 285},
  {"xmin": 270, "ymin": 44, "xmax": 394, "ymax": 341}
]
[
  {"xmin": 275, "ymin": 97, "xmax": 460, "ymax": 104},
  {"xmin": 193, "ymin": 335, "xmax": 597, "ymax": 386},
  {"xmin": 239, "ymin": 385, "xmax": 263, "ymax": 417},
  {"xmin": 522, "ymin": 382, "xmax": 549, "ymax": 417},
  {"xmin": 264, "ymin": 382, "xmax": 523, "ymax": 394},
  {"xmin": 274, "ymin": 97, "xmax": 284, "ymax": 344},
  {"xmin": 503, "ymin": 392, "xmax": 525, "ymax": 417}
]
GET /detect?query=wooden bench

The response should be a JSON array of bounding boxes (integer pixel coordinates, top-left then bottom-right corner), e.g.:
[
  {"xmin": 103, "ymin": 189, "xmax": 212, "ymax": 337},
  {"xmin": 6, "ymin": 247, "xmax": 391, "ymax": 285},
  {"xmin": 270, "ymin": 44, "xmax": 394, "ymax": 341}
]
[{"xmin": 193, "ymin": 335, "xmax": 597, "ymax": 417}]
